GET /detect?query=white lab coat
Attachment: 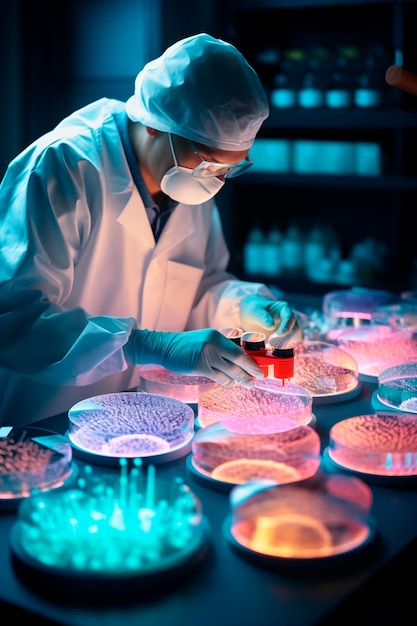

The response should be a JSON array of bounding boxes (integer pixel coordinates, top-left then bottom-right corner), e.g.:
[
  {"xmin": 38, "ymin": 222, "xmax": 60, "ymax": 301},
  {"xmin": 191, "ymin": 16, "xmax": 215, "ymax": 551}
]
[{"xmin": 0, "ymin": 99, "xmax": 274, "ymax": 425}]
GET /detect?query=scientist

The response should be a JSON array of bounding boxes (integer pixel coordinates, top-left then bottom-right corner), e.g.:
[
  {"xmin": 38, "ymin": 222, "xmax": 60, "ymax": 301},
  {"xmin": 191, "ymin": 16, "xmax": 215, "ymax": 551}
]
[{"xmin": 0, "ymin": 33, "xmax": 301, "ymax": 425}]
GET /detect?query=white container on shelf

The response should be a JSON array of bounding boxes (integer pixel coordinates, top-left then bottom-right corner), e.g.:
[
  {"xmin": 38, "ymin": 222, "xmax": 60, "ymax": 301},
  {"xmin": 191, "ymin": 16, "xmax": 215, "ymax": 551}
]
[
  {"xmin": 250, "ymin": 139, "xmax": 292, "ymax": 174},
  {"xmin": 354, "ymin": 142, "xmax": 381, "ymax": 176}
]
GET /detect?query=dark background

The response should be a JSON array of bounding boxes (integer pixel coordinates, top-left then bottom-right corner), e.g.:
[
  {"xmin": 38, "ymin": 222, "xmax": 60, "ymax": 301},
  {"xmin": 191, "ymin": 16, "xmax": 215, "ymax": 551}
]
[{"xmin": 2, "ymin": 0, "xmax": 417, "ymax": 296}]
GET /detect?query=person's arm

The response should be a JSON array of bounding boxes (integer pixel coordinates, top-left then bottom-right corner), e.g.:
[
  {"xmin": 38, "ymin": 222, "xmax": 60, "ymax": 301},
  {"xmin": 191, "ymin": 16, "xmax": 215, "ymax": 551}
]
[
  {"xmin": 0, "ymin": 149, "xmax": 263, "ymax": 389},
  {"xmin": 186, "ymin": 203, "xmax": 302, "ymax": 346}
]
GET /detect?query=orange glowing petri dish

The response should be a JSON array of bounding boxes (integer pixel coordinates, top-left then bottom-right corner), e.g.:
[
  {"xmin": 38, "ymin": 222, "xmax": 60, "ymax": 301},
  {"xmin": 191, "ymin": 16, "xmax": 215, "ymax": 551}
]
[
  {"xmin": 190, "ymin": 423, "xmax": 320, "ymax": 486},
  {"xmin": 197, "ymin": 379, "xmax": 313, "ymax": 434},
  {"xmin": 328, "ymin": 413, "xmax": 417, "ymax": 476},
  {"xmin": 0, "ymin": 427, "xmax": 73, "ymax": 502},
  {"xmin": 227, "ymin": 472, "xmax": 373, "ymax": 559},
  {"xmin": 138, "ymin": 365, "xmax": 217, "ymax": 404}
]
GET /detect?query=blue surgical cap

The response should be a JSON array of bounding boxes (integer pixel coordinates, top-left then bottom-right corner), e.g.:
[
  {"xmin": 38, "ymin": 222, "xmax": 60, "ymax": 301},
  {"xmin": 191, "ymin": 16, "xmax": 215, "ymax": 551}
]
[{"xmin": 125, "ymin": 33, "xmax": 269, "ymax": 151}]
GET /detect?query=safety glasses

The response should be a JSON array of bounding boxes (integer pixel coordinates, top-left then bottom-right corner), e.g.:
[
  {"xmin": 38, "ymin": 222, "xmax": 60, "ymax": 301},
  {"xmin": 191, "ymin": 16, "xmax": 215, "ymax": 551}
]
[
  {"xmin": 184, "ymin": 136, "xmax": 254, "ymax": 179},
  {"xmin": 168, "ymin": 133, "xmax": 253, "ymax": 178}
]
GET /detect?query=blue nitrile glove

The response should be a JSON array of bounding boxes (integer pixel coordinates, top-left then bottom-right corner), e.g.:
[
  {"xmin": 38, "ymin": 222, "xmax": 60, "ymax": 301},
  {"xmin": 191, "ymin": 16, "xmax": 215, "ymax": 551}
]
[
  {"xmin": 240, "ymin": 295, "xmax": 303, "ymax": 347},
  {"xmin": 124, "ymin": 328, "xmax": 264, "ymax": 388}
]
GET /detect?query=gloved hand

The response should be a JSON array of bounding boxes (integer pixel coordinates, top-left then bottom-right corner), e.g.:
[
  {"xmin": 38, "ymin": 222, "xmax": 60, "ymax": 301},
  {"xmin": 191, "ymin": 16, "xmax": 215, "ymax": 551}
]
[
  {"xmin": 125, "ymin": 327, "xmax": 264, "ymax": 388},
  {"xmin": 240, "ymin": 295, "xmax": 303, "ymax": 348}
]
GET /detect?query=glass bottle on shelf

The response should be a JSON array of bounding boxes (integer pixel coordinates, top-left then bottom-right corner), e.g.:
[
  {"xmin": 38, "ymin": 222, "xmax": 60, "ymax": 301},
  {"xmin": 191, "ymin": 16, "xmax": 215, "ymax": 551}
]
[
  {"xmin": 354, "ymin": 43, "xmax": 392, "ymax": 108},
  {"xmin": 270, "ymin": 48, "xmax": 307, "ymax": 109},
  {"xmin": 243, "ymin": 224, "xmax": 265, "ymax": 276},
  {"xmin": 263, "ymin": 223, "xmax": 282, "ymax": 277},
  {"xmin": 325, "ymin": 45, "xmax": 360, "ymax": 109},
  {"xmin": 298, "ymin": 46, "xmax": 330, "ymax": 109}
]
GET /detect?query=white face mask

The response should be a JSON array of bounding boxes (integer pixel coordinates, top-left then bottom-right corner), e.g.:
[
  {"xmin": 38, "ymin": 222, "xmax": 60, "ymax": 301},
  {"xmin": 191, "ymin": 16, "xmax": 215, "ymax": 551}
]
[
  {"xmin": 160, "ymin": 134, "xmax": 224, "ymax": 205},
  {"xmin": 161, "ymin": 165, "xmax": 224, "ymax": 205}
]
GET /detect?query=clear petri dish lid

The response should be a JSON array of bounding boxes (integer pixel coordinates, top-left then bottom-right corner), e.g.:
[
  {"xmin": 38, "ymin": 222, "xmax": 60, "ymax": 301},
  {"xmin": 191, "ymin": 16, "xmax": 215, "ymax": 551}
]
[
  {"xmin": 226, "ymin": 471, "xmax": 374, "ymax": 562},
  {"xmin": 377, "ymin": 362, "xmax": 417, "ymax": 413},
  {"xmin": 197, "ymin": 379, "xmax": 313, "ymax": 434},
  {"xmin": 137, "ymin": 364, "xmax": 217, "ymax": 404},
  {"xmin": 68, "ymin": 392, "xmax": 195, "ymax": 463},
  {"xmin": 189, "ymin": 422, "xmax": 321, "ymax": 489},
  {"xmin": 292, "ymin": 340, "xmax": 360, "ymax": 402},
  {"xmin": 335, "ymin": 325, "xmax": 417, "ymax": 382},
  {"xmin": 327, "ymin": 412, "xmax": 417, "ymax": 477}
]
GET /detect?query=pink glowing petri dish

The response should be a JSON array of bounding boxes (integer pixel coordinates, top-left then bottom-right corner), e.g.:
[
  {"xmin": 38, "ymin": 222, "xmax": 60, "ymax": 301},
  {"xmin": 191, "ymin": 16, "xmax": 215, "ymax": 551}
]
[
  {"xmin": 377, "ymin": 363, "xmax": 417, "ymax": 413},
  {"xmin": 137, "ymin": 365, "xmax": 217, "ymax": 404},
  {"xmin": 323, "ymin": 288, "xmax": 397, "ymax": 341},
  {"xmin": 371, "ymin": 302, "xmax": 417, "ymax": 331},
  {"xmin": 0, "ymin": 427, "xmax": 74, "ymax": 507},
  {"xmin": 226, "ymin": 471, "xmax": 374, "ymax": 563},
  {"xmin": 197, "ymin": 379, "xmax": 313, "ymax": 434},
  {"xmin": 292, "ymin": 341, "xmax": 360, "ymax": 403},
  {"xmin": 189, "ymin": 423, "xmax": 321, "ymax": 490},
  {"xmin": 68, "ymin": 392, "xmax": 195, "ymax": 464},
  {"xmin": 335, "ymin": 325, "xmax": 417, "ymax": 382},
  {"xmin": 327, "ymin": 412, "xmax": 417, "ymax": 477}
]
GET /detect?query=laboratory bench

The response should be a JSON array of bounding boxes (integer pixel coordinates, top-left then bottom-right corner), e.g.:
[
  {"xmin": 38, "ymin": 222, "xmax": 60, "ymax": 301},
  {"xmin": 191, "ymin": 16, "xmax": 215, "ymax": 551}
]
[{"xmin": 1, "ymin": 377, "xmax": 417, "ymax": 626}]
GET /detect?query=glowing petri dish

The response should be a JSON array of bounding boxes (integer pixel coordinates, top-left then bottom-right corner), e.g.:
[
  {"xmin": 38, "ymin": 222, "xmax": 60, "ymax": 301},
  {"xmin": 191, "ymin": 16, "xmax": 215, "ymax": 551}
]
[
  {"xmin": 137, "ymin": 364, "xmax": 217, "ymax": 404},
  {"xmin": 225, "ymin": 472, "xmax": 374, "ymax": 563},
  {"xmin": 292, "ymin": 340, "xmax": 360, "ymax": 403},
  {"xmin": 0, "ymin": 427, "xmax": 74, "ymax": 507},
  {"xmin": 371, "ymin": 302, "xmax": 417, "ymax": 331},
  {"xmin": 376, "ymin": 362, "xmax": 417, "ymax": 413},
  {"xmin": 323, "ymin": 288, "xmax": 397, "ymax": 341},
  {"xmin": 327, "ymin": 412, "xmax": 417, "ymax": 477},
  {"xmin": 188, "ymin": 422, "xmax": 320, "ymax": 490},
  {"xmin": 335, "ymin": 325, "xmax": 417, "ymax": 382},
  {"xmin": 10, "ymin": 465, "xmax": 210, "ymax": 597},
  {"xmin": 68, "ymin": 392, "xmax": 195, "ymax": 464},
  {"xmin": 197, "ymin": 379, "xmax": 313, "ymax": 434}
]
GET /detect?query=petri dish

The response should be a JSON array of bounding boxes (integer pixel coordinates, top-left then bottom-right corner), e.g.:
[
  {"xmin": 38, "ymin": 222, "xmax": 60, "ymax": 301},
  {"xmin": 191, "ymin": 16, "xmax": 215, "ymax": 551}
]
[
  {"xmin": 323, "ymin": 287, "xmax": 397, "ymax": 341},
  {"xmin": 137, "ymin": 364, "xmax": 217, "ymax": 404},
  {"xmin": 377, "ymin": 363, "xmax": 417, "ymax": 413},
  {"xmin": 326, "ymin": 412, "xmax": 417, "ymax": 479},
  {"xmin": 10, "ymin": 463, "xmax": 210, "ymax": 597},
  {"xmin": 188, "ymin": 422, "xmax": 321, "ymax": 491},
  {"xmin": 0, "ymin": 426, "xmax": 75, "ymax": 508},
  {"xmin": 292, "ymin": 340, "xmax": 360, "ymax": 403},
  {"xmin": 336, "ymin": 325, "xmax": 417, "ymax": 382},
  {"xmin": 371, "ymin": 302, "xmax": 417, "ymax": 331},
  {"xmin": 67, "ymin": 392, "xmax": 195, "ymax": 465},
  {"xmin": 197, "ymin": 379, "xmax": 313, "ymax": 434},
  {"xmin": 225, "ymin": 471, "xmax": 374, "ymax": 565}
]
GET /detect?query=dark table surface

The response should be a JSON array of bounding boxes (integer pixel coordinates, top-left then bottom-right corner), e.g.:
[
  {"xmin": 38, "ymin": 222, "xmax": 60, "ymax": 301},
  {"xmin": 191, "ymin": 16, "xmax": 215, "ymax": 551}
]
[{"xmin": 1, "ymin": 380, "xmax": 417, "ymax": 626}]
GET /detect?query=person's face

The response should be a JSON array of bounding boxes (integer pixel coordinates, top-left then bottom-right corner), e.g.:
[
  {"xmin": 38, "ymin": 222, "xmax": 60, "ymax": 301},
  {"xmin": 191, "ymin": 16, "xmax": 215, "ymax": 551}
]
[{"xmin": 168, "ymin": 134, "xmax": 252, "ymax": 181}]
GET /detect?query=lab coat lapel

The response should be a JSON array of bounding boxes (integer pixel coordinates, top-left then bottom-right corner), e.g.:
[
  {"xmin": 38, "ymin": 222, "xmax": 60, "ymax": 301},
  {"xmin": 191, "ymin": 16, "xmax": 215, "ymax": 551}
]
[
  {"xmin": 141, "ymin": 209, "xmax": 204, "ymax": 331},
  {"xmin": 115, "ymin": 188, "xmax": 155, "ymax": 244}
]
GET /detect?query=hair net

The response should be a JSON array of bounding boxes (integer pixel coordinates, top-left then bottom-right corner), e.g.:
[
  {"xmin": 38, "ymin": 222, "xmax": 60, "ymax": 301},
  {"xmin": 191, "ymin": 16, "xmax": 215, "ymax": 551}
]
[{"xmin": 125, "ymin": 33, "xmax": 269, "ymax": 151}]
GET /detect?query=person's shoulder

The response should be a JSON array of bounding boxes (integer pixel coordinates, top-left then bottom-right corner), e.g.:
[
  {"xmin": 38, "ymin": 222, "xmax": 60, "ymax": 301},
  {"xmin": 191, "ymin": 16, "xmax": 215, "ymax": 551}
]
[{"xmin": 57, "ymin": 98, "xmax": 125, "ymax": 131}]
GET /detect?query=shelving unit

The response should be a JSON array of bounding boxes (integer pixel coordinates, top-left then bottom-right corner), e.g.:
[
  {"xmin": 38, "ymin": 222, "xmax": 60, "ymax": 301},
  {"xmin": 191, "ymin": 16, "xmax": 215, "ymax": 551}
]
[{"xmin": 215, "ymin": 0, "xmax": 417, "ymax": 295}]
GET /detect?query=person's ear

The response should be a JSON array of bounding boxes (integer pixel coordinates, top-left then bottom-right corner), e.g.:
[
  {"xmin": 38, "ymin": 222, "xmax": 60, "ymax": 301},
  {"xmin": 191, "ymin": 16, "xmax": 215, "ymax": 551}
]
[{"xmin": 145, "ymin": 126, "xmax": 160, "ymax": 136}]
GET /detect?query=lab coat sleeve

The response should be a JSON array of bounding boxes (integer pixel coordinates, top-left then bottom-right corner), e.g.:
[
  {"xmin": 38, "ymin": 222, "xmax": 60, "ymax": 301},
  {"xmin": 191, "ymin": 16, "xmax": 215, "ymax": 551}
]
[
  {"xmin": 187, "ymin": 203, "xmax": 277, "ymax": 330},
  {"xmin": 0, "ymin": 144, "xmax": 136, "ymax": 386}
]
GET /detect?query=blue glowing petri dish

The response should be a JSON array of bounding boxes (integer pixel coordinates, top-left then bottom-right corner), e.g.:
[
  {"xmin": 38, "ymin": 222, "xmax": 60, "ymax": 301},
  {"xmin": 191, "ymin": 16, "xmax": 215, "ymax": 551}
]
[
  {"xmin": 377, "ymin": 362, "xmax": 417, "ymax": 413},
  {"xmin": 10, "ymin": 469, "xmax": 210, "ymax": 597}
]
